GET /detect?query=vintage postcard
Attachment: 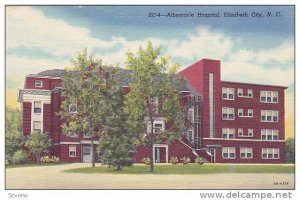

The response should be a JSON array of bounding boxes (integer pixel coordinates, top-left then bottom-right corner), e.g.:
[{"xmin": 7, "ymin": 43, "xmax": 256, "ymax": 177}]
[{"xmin": 5, "ymin": 4, "xmax": 295, "ymax": 197}]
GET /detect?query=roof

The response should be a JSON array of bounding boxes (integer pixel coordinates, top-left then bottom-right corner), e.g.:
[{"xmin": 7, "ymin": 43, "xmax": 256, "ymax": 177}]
[{"xmin": 35, "ymin": 68, "xmax": 199, "ymax": 96}]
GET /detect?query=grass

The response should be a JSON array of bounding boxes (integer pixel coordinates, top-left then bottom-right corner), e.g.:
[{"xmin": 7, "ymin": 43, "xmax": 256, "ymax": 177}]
[
  {"xmin": 6, "ymin": 162, "xmax": 68, "ymax": 169},
  {"xmin": 64, "ymin": 163, "xmax": 294, "ymax": 174}
]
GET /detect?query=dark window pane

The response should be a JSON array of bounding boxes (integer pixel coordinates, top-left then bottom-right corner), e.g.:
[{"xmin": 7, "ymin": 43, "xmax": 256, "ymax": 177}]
[
  {"xmin": 268, "ymin": 154, "xmax": 273, "ymax": 158},
  {"xmin": 262, "ymin": 154, "xmax": 267, "ymax": 158},
  {"xmin": 228, "ymin": 94, "xmax": 234, "ymax": 99},
  {"xmin": 247, "ymin": 153, "xmax": 252, "ymax": 158},
  {"xmin": 273, "ymin": 97, "xmax": 278, "ymax": 102},
  {"xmin": 267, "ymin": 116, "xmax": 272, "ymax": 121},
  {"xmin": 229, "ymin": 114, "xmax": 234, "ymax": 119},
  {"xmin": 262, "ymin": 116, "xmax": 266, "ymax": 121},
  {"xmin": 222, "ymin": 94, "xmax": 227, "ymax": 98},
  {"xmin": 241, "ymin": 153, "xmax": 245, "ymax": 158},
  {"xmin": 273, "ymin": 117, "xmax": 278, "ymax": 122},
  {"xmin": 262, "ymin": 135, "xmax": 266, "ymax": 140},
  {"xmin": 274, "ymin": 154, "xmax": 279, "ymax": 158},
  {"xmin": 261, "ymin": 97, "xmax": 266, "ymax": 102},
  {"xmin": 267, "ymin": 97, "xmax": 272, "ymax": 102},
  {"xmin": 223, "ymin": 153, "xmax": 228, "ymax": 158},
  {"xmin": 230, "ymin": 153, "xmax": 235, "ymax": 158}
]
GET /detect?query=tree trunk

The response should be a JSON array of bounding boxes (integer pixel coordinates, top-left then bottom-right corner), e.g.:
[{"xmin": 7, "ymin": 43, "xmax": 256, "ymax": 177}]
[
  {"xmin": 36, "ymin": 153, "xmax": 40, "ymax": 164},
  {"xmin": 117, "ymin": 164, "xmax": 121, "ymax": 170},
  {"xmin": 91, "ymin": 137, "xmax": 95, "ymax": 167},
  {"xmin": 149, "ymin": 120, "xmax": 154, "ymax": 172}
]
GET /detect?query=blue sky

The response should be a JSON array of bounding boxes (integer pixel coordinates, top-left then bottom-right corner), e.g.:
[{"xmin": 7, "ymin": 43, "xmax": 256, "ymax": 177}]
[
  {"xmin": 6, "ymin": 5, "xmax": 295, "ymax": 137},
  {"xmin": 6, "ymin": 5, "xmax": 294, "ymax": 98}
]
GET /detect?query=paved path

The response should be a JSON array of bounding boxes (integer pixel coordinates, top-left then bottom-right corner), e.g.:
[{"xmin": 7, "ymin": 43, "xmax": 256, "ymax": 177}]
[{"xmin": 6, "ymin": 163, "xmax": 294, "ymax": 189}]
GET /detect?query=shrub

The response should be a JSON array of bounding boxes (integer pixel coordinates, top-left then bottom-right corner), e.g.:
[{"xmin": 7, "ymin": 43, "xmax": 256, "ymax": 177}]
[
  {"xmin": 141, "ymin": 157, "xmax": 151, "ymax": 165},
  {"xmin": 195, "ymin": 156, "xmax": 204, "ymax": 165},
  {"xmin": 11, "ymin": 150, "xmax": 28, "ymax": 164},
  {"xmin": 40, "ymin": 156, "xmax": 60, "ymax": 163},
  {"xmin": 169, "ymin": 156, "xmax": 178, "ymax": 164},
  {"xmin": 6, "ymin": 159, "xmax": 9, "ymax": 166},
  {"xmin": 181, "ymin": 156, "xmax": 191, "ymax": 164}
]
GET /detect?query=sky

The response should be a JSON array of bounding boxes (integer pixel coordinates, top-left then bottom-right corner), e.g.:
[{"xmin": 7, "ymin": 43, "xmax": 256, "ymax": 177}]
[{"xmin": 5, "ymin": 5, "xmax": 294, "ymax": 138}]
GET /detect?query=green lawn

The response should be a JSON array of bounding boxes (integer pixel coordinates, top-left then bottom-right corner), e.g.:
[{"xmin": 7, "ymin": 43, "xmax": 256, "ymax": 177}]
[{"xmin": 64, "ymin": 164, "xmax": 294, "ymax": 174}]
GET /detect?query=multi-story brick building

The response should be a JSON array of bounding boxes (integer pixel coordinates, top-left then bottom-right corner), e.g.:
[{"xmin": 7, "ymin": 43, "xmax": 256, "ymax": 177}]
[{"xmin": 18, "ymin": 59, "xmax": 287, "ymax": 163}]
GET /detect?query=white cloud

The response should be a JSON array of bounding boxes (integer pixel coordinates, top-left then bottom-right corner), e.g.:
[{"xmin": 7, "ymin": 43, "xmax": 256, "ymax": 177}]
[
  {"xmin": 221, "ymin": 61, "xmax": 293, "ymax": 87},
  {"xmin": 166, "ymin": 26, "xmax": 233, "ymax": 60},
  {"xmin": 6, "ymin": 6, "xmax": 117, "ymax": 57},
  {"xmin": 6, "ymin": 55, "xmax": 71, "ymax": 90}
]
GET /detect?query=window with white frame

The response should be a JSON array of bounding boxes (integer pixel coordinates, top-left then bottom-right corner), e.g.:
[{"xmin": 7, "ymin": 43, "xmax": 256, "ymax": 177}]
[
  {"xmin": 262, "ymin": 148, "xmax": 279, "ymax": 159},
  {"xmin": 238, "ymin": 109, "xmax": 243, "ymax": 117},
  {"xmin": 69, "ymin": 145, "xmax": 76, "ymax": 157},
  {"xmin": 238, "ymin": 88, "xmax": 243, "ymax": 97},
  {"xmin": 188, "ymin": 108, "xmax": 194, "ymax": 122},
  {"xmin": 34, "ymin": 101, "xmax": 42, "ymax": 113},
  {"xmin": 150, "ymin": 96, "xmax": 159, "ymax": 114},
  {"xmin": 222, "ymin": 128, "xmax": 235, "ymax": 139},
  {"xmin": 238, "ymin": 128, "xmax": 243, "ymax": 136},
  {"xmin": 222, "ymin": 107, "xmax": 235, "ymax": 120},
  {"xmin": 260, "ymin": 91, "xmax": 278, "ymax": 103},
  {"xmin": 222, "ymin": 88, "xmax": 234, "ymax": 100},
  {"xmin": 67, "ymin": 132, "xmax": 80, "ymax": 138},
  {"xmin": 35, "ymin": 80, "xmax": 43, "ymax": 87},
  {"xmin": 261, "ymin": 129, "xmax": 279, "ymax": 140},
  {"xmin": 69, "ymin": 104, "xmax": 77, "ymax": 113},
  {"xmin": 154, "ymin": 122, "xmax": 164, "ymax": 134},
  {"xmin": 248, "ymin": 109, "xmax": 253, "ymax": 117},
  {"xmin": 247, "ymin": 89, "xmax": 253, "ymax": 98},
  {"xmin": 248, "ymin": 129, "xmax": 253, "ymax": 137},
  {"xmin": 188, "ymin": 129, "xmax": 193, "ymax": 141},
  {"xmin": 222, "ymin": 147, "xmax": 236, "ymax": 159},
  {"xmin": 261, "ymin": 110, "xmax": 279, "ymax": 122},
  {"xmin": 240, "ymin": 147, "xmax": 253, "ymax": 159},
  {"xmin": 33, "ymin": 121, "xmax": 41, "ymax": 131},
  {"xmin": 238, "ymin": 128, "xmax": 253, "ymax": 137}
]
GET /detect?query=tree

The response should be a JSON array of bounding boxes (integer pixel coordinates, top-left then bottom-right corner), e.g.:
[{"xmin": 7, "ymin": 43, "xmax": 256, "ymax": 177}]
[
  {"xmin": 285, "ymin": 138, "xmax": 295, "ymax": 163},
  {"xmin": 125, "ymin": 41, "xmax": 184, "ymax": 172},
  {"xmin": 98, "ymin": 70, "xmax": 134, "ymax": 170},
  {"xmin": 5, "ymin": 106, "xmax": 23, "ymax": 159},
  {"xmin": 60, "ymin": 48, "xmax": 108, "ymax": 167},
  {"xmin": 25, "ymin": 131, "xmax": 52, "ymax": 163}
]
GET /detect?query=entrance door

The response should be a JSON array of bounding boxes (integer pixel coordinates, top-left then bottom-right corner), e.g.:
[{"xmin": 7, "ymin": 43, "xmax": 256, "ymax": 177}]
[
  {"xmin": 209, "ymin": 148, "xmax": 216, "ymax": 163},
  {"xmin": 154, "ymin": 147, "xmax": 166, "ymax": 163},
  {"xmin": 83, "ymin": 146, "xmax": 92, "ymax": 163}
]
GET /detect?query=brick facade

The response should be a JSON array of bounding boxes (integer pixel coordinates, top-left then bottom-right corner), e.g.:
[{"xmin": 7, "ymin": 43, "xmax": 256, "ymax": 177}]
[{"xmin": 18, "ymin": 59, "xmax": 287, "ymax": 163}]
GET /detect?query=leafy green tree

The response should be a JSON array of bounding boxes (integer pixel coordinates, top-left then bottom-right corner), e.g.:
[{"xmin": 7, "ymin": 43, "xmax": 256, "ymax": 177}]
[
  {"xmin": 98, "ymin": 70, "xmax": 134, "ymax": 170},
  {"xmin": 285, "ymin": 138, "xmax": 295, "ymax": 163},
  {"xmin": 60, "ymin": 49, "xmax": 108, "ymax": 167},
  {"xmin": 25, "ymin": 131, "xmax": 52, "ymax": 164},
  {"xmin": 125, "ymin": 41, "xmax": 184, "ymax": 172},
  {"xmin": 5, "ymin": 106, "xmax": 23, "ymax": 159}
]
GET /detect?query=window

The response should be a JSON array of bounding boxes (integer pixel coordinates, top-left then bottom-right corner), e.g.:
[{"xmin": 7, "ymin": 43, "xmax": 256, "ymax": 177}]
[
  {"xmin": 67, "ymin": 132, "xmax": 79, "ymax": 138},
  {"xmin": 261, "ymin": 110, "xmax": 279, "ymax": 122},
  {"xmin": 238, "ymin": 128, "xmax": 243, "ymax": 136},
  {"xmin": 69, "ymin": 145, "xmax": 76, "ymax": 157},
  {"xmin": 238, "ymin": 88, "xmax": 243, "ymax": 97},
  {"xmin": 33, "ymin": 121, "xmax": 41, "ymax": 131},
  {"xmin": 69, "ymin": 104, "xmax": 77, "ymax": 113},
  {"xmin": 238, "ymin": 128, "xmax": 253, "ymax": 137},
  {"xmin": 154, "ymin": 122, "xmax": 164, "ymax": 134},
  {"xmin": 238, "ymin": 109, "xmax": 243, "ymax": 117},
  {"xmin": 240, "ymin": 147, "xmax": 253, "ymax": 159},
  {"xmin": 222, "ymin": 107, "xmax": 235, "ymax": 120},
  {"xmin": 188, "ymin": 108, "xmax": 194, "ymax": 122},
  {"xmin": 150, "ymin": 97, "xmax": 159, "ymax": 114},
  {"xmin": 35, "ymin": 80, "xmax": 43, "ymax": 87},
  {"xmin": 247, "ymin": 89, "xmax": 253, "ymax": 98},
  {"xmin": 222, "ymin": 128, "xmax": 235, "ymax": 139},
  {"xmin": 262, "ymin": 148, "xmax": 279, "ymax": 159},
  {"xmin": 261, "ymin": 129, "xmax": 279, "ymax": 140},
  {"xmin": 34, "ymin": 101, "xmax": 42, "ymax": 113},
  {"xmin": 248, "ymin": 129, "xmax": 253, "ymax": 137},
  {"xmin": 260, "ymin": 91, "xmax": 279, "ymax": 103},
  {"xmin": 222, "ymin": 88, "xmax": 234, "ymax": 100},
  {"xmin": 248, "ymin": 109, "xmax": 253, "ymax": 117},
  {"xmin": 222, "ymin": 147, "xmax": 236, "ymax": 159},
  {"xmin": 188, "ymin": 129, "xmax": 193, "ymax": 141}
]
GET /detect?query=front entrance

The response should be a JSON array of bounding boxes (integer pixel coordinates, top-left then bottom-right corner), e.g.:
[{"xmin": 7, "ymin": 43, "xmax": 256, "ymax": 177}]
[
  {"xmin": 209, "ymin": 148, "xmax": 216, "ymax": 163},
  {"xmin": 154, "ymin": 145, "xmax": 168, "ymax": 163},
  {"xmin": 83, "ymin": 146, "xmax": 92, "ymax": 163}
]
